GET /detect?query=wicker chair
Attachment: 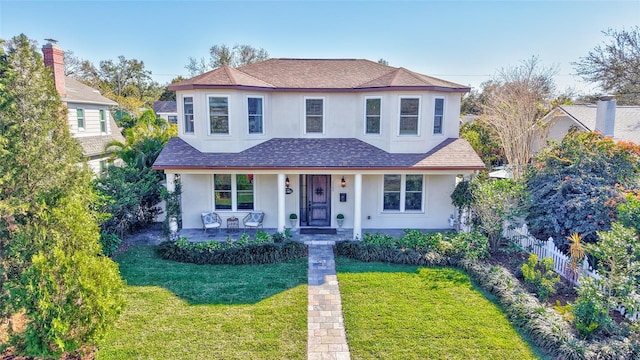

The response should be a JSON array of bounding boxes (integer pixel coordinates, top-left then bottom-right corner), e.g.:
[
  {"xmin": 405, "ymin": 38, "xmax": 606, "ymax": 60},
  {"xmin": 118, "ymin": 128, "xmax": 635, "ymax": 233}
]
[
  {"xmin": 242, "ymin": 211, "xmax": 264, "ymax": 231},
  {"xmin": 201, "ymin": 212, "xmax": 222, "ymax": 233}
]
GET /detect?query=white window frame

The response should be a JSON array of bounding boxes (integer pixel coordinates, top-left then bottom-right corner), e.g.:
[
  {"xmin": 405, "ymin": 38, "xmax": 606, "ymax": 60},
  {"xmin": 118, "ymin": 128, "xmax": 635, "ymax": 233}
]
[
  {"xmin": 364, "ymin": 96, "xmax": 382, "ymax": 135},
  {"xmin": 381, "ymin": 174, "xmax": 425, "ymax": 212},
  {"xmin": 247, "ymin": 95, "xmax": 264, "ymax": 135},
  {"xmin": 304, "ymin": 97, "xmax": 325, "ymax": 135},
  {"xmin": 182, "ymin": 95, "xmax": 195, "ymax": 135},
  {"xmin": 213, "ymin": 174, "xmax": 255, "ymax": 211},
  {"xmin": 398, "ymin": 96, "xmax": 421, "ymax": 136},
  {"xmin": 207, "ymin": 95, "xmax": 230, "ymax": 135},
  {"xmin": 167, "ymin": 115, "xmax": 178, "ymax": 124},
  {"xmin": 76, "ymin": 108, "xmax": 85, "ymax": 131},
  {"xmin": 99, "ymin": 109, "xmax": 107, "ymax": 133},
  {"xmin": 433, "ymin": 97, "xmax": 445, "ymax": 135}
]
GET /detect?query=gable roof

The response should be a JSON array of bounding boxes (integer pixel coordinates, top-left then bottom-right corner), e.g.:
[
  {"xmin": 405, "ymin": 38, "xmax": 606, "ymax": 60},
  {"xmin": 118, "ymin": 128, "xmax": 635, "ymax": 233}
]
[
  {"xmin": 549, "ymin": 104, "xmax": 640, "ymax": 144},
  {"xmin": 62, "ymin": 77, "xmax": 117, "ymax": 106},
  {"xmin": 152, "ymin": 137, "xmax": 485, "ymax": 171},
  {"xmin": 153, "ymin": 101, "xmax": 177, "ymax": 114},
  {"xmin": 169, "ymin": 59, "xmax": 469, "ymax": 93}
]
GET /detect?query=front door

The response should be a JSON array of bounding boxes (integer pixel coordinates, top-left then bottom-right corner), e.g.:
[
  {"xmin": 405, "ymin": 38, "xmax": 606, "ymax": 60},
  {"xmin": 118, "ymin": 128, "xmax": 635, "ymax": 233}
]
[{"xmin": 305, "ymin": 175, "xmax": 331, "ymax": 227}]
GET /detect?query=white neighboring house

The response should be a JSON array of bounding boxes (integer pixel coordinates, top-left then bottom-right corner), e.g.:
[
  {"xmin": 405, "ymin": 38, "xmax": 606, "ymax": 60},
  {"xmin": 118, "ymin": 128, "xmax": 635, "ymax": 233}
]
[
  {"xmin": 153, "ymin": 101, "xmax": 178, "ymax": 124},
  {"xmin": 537, "ymin": 97, "xmax": 640, "ymax": 152},
  {"xmin": 152, "ymin": 59, "xmax": 485, "ymax": 238},
  {"xmin": 42, "ymin": 41, "xmax": 124, "ymax": 174}
]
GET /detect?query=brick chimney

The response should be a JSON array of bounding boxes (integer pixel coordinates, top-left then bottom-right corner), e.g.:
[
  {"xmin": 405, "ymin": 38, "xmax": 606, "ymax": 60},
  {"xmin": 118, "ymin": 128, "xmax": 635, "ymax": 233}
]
[
  {"xmin": 42, "ymin": 39, "xmax": 66, "ymax": 97},
  {"xmin": 595, "ymin": 95, "xmax": 616, "ymax": 137}
]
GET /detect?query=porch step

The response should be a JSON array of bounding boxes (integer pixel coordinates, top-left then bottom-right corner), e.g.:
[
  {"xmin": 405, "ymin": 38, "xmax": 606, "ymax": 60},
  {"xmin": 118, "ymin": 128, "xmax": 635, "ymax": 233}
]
[{"xmin": 304, "ymin": 240, "xmax": 336, "ymax": 246}]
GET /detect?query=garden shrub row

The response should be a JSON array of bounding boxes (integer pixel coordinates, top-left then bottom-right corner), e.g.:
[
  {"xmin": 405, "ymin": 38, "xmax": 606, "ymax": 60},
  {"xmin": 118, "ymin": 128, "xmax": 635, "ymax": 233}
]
[{"xmin": 157, "ymin": 232, "xmax": 306, "ymax": 265}]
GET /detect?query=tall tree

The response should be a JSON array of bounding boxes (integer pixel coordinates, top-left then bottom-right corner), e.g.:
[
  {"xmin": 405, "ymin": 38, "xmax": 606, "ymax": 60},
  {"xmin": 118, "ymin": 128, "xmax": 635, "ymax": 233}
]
[
  {"xmin": 158, "ymin": 75, "xmax": 186, "ymax": 101},
  {"xmin": 185, "ymin": 43, "xmax": 269, "ymax": 76},
  {"xmin": 574, "ymin": 27, "xmax": 640, "ymax": 105},
  {"xmin": 0, "ymin": 34, "xmax": 124, "ymax": 358},
  {"xmin": 482, "ymin": 57, "xmax": 557, "ymax": 179}
]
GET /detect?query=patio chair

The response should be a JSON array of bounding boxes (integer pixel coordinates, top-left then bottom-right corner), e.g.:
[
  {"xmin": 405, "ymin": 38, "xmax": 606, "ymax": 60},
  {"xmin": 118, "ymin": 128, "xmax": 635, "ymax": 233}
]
[
  {"xmin": 242, "ymin": 211, "xmax": 264, "ymax": 231},
  {"xmin": 201, "ymin": 212, "xmax": 222, "ymax": 233}
]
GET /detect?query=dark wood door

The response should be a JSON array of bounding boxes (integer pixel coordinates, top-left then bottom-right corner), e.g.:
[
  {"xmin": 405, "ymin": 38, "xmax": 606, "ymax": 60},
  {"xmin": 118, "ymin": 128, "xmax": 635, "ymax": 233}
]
[{"xmin": 306, "ymin": 175, "xmax": 331, "ymax": 227}]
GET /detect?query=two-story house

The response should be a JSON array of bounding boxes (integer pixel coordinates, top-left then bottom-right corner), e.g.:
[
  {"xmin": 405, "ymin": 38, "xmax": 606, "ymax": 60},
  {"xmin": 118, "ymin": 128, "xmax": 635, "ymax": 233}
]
[
  {"xmin": 42, "ymin": 41, "xmax": 124, "ymax": 174},
  {"xmin": 152, "ymin": 59, "xmax": 484, "ymax": 239}
]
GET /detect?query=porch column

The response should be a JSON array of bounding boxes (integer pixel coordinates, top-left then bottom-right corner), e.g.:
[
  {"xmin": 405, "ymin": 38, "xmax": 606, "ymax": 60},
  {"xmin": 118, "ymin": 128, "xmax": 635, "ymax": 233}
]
[
  {"xmin": 353, "ymin": 173, "xmax": 362, "ymax": 240},
  {"xmin": 165, "ymin": 172, "xmax": 175, "ymax": 192},
  {"xmin": 277, "ymin": 173, "xmax": 286, "ymax": 232}
]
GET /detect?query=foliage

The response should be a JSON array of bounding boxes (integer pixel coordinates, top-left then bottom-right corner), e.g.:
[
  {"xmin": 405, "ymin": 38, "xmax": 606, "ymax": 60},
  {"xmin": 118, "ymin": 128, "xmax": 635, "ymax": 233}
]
[
  {"xmin": 567, "ymin": 233, "xmax": 586, "ymax": 278},
  {"xmin": 481, "ymin": 57, "xmax": 558, "ymax": 179},
  {"xmin": 336, "ymin": 213, "xmax": 344, "ymax": 219},
  {"xmin": 526, "ymin": 130, "xmax": 640, "ymax": 245},
  {"xmin": 460, "ymin": 120, "xmax": 505, "ymax": 168},
  {"xmin": 157, "ymin": 76, "xmax": 185, "ymax": 102},
  {"xmin": 157, "ymin": 232, "xmax": 306, "ymax": 265},
  {"xmin": 100, "ymin": 232, "xmax": 122, "ymax": 257},
  {"xmin": 0, "ymin": 34, "xmax": 124, "ymax": 358},
  {"xmin": 521, "ymin": 254, "xmax": 560, "ymax": 301},
  {"xmin": 470, "ymin": 178, "xmax": 527, "ymax": 251},
  {"xmin": 185, "ymin": 43, "xmax": 269, "ymax": 76},
  {"xmin": 162, "ymin": 178, "xmax": 182, "ymax": 234},
  {"xmin": 450, "ymin": 179, "xmax": 475, "ymax": 210},
  {"xmin": 93, "ymin": 166, "xmax": 164, "ymax": 237},
  {"xmin": 618, "ymin": 192, "xmax": 640, "ymax": 234},
  {"xmin": 289, "ymin": 213, "xmax": 297, "ymax": 219},
  {"xmin": 572, "ymin": 277, "xmax": 613, "ymax": 339},
  {"xmin": 573, "ymin": 26, "xmax": 640, "ymax": 105}
]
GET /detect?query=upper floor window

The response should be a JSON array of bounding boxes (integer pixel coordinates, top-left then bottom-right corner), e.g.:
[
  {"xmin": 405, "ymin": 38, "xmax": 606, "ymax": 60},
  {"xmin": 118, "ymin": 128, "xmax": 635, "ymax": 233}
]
[
  {"xmin": 433, "ymin": 98, "xmax": 444, "ymax": 134},
  {"xmin": 76, "ymin": 108, "xmax": 85, "ymax": 130},
  {"xmin": 305, "ymin": 98, "xmax": 324, "ymax": 134},
  {"xmin": 208, "ymin": 96, "xmax": 229, "ymax": 134},
  {"xmin": 248, "ymin": 97, "xmax": 263, "ymax": 134},
  {"xmin": 214, "ymin": 174, "xmax": 254, "ymax": 211},
  {"xmin": 183, "ymin": 96, "xmax": 194, "ymax": 133},
  {"xmin": 365, "ymin": 97, "xmax": 381, "ymax": 134},
  {"xmin": 382, "ymin": 174, "xmax": 423, "ymax": 212},
  {"xmin": 399, "ymin": 98, "xmax": 419, "ymax": 135},
  {"xmin": 99, "ymin": 109, "xmax": 106, "ymax": 133}
]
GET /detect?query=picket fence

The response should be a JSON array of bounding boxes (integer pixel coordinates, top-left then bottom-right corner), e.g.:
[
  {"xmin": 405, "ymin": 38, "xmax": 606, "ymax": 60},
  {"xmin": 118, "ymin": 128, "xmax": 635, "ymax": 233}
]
[{"xmin": 502, "ymin": 222, "xmax": 637, "ymax": 320}]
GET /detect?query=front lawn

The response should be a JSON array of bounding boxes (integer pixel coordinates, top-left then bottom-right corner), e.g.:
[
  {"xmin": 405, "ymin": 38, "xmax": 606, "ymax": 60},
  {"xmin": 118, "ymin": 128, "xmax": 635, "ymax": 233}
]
[
  {"xmin": 336, "ymin": 258, "xmax": 548, "ymax": 360},
  {"xmin": 96, "ymin": 246, "xmax": 308, "ymax": 360}
]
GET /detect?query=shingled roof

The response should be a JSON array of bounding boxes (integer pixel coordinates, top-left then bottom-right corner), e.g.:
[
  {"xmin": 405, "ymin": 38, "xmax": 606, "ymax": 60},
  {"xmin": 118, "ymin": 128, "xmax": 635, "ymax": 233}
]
[
  {"xmin": 63, "ymin": 77, "xmax": 117, "ymax": 106},
  {"xmin": 76, "ymin": 118, "xmax": 125, "ymax": 157},
  {"xmin": 169, "ymin": 59, "xmax": 469, "ymax": 93},
  {"xmin": 152, "ymin": 137, "xmax": 485, "ymax": 171}
]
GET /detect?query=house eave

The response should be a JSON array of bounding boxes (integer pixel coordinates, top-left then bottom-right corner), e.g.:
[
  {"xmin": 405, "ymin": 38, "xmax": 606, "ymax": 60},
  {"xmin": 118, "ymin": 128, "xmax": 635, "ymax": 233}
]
[
  {"xmin": 168, "ymin": 84, "xmax": 470, "ymax": 93},
  {"xmin": 152, "ymin": 165, "xmax": 485, "ymax": 172}
]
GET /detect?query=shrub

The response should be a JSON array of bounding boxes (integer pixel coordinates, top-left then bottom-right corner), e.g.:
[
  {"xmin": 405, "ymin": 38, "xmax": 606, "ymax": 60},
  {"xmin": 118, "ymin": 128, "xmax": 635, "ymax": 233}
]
[
  {"xmin": 447, "ymin": 231, "xmax": 490, "ymax": 260},
  {"xmin": 521, "ymin": 254, "xmax": 560, "ymax": 301},
  {"xmin": 572, "ymin": 277, "xmax": 613, "ymax": 339},
  {"xmin": 618, "ymin": 192, "xmax": 640, "ymax": 234},
  {"xmin": 397, "ymin": 229, "xmax": 441, "ymax": 252},
  {"xmin": 362, "ymin": 232, "xmax": 395, "ymax": 248},
  {"xmin": 99, "ymin": 232, "xmax": 122, "ymax": 257}
]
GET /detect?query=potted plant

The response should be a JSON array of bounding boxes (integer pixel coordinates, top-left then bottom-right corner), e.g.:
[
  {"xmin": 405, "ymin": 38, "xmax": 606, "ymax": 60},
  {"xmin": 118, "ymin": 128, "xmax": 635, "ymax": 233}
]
[
  {"xmin": 289, "ymin": 213, "xmax": 298, "ymax": 228},
  {"xmin": 336, "ymin": 213, "xmax": 344, "ymax": 228}
]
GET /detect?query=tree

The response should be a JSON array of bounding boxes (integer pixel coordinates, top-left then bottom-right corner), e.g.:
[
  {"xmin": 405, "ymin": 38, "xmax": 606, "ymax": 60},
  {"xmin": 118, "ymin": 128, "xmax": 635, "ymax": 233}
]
[
  {"xmin": 526, "ymin": 130, "xmax": 640, "ymax": 245},
  {"xmin": 482, "ymin": 57, "xmax": 557, "ymax": 179},
  {"xmin": 0, "ymin": 34, "xmax": 124, "ymax": 358},
  {"xmin": 460, "ymin": 120, "xmax": 505, "ymax": 169},
  {"xmin": 574, "ymin": 27, "xmax": 640, "ymax": 105},
  {"xmin": 158, "ymin": 76, "xmax": 186, "ymax": 101},
  {"xmin": 185, "ymin": 43, "xmax": 269, "ymax": 76},
  {"xmin": 377, "ymin": 58, "xmax": 389, "ymax": 65}
]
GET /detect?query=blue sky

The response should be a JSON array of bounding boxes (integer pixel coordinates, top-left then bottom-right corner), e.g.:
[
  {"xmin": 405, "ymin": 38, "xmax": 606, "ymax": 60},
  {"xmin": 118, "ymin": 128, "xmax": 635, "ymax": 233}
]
[{"xmin": 1, "ymin": 0, "xmax": 639, "ymax": 95}]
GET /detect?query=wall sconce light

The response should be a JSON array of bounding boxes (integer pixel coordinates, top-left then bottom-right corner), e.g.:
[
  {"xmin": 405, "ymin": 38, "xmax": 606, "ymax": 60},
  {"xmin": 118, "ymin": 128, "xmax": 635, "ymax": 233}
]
[
  {"xmin": 341, "ymin": 176, "xmax": 347, "ymax": 187},
  {"xmin": 285, "ymin": 177, "xmax": 290, "ymax": 188}
]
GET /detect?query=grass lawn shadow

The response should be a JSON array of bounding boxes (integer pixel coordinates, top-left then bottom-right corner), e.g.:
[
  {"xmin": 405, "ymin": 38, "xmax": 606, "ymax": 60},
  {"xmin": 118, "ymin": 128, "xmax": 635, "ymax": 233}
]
[{"xmin": 115, "ymin": 245, "xmax": 308, "ymax": 305}]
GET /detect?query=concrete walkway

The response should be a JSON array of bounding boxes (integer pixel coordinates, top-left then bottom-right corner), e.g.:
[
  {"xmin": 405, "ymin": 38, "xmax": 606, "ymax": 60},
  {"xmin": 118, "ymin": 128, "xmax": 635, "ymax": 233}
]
[{"xmin": 306, "ymin": 240, "xmax": 350, "ymax": 360}]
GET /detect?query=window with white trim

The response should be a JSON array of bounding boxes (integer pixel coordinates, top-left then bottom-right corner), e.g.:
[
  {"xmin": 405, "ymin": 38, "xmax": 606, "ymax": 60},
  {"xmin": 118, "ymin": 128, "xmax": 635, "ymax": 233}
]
[
  {"xmin": 99, "ymin": 109, "xmax": 106, "ymax": 133},
  {"xmin": 305, "ymin": 98, "xmax": 324, "ymax": 133},
  {"xmin": 383, "ymin": 174, "xmax": 423, "ymax": 212},
  {"xmin": 168, "ymin": 115, "xmax": 177, "ymax": 124},
  {"xmin": 247, "ymin": 97, "xmax": 263, "ymax": 134},
  {"xmin": 365, "ymin": 97, "xmax": 381, "ymax": 134},
  {"xmin": 76, "ymin": 108, "xmax": 85, "ymax": 130},
  {"xmin": 214, "ymin": 174, "xmax": 254, "ymax": 211},
  {"xmin": 433, "ymin": 98, "xmax": 444, "ymax": 134},
  {"xmin": 208, "ymin": 96, "xmax": 229, "ymax": 134},
  {"xmin": 183, "ymin": 96, "xmax": 194, "ymax": 133},
  {"xmin": 399, "ymin": 97, "xmax": 419, "ymax": 135}
]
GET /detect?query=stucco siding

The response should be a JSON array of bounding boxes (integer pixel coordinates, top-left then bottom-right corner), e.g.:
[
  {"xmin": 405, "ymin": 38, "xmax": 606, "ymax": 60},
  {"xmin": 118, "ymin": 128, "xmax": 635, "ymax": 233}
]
[{"xmin": 181, "ymin": 174, "xmax": 213, "ymax": 229}]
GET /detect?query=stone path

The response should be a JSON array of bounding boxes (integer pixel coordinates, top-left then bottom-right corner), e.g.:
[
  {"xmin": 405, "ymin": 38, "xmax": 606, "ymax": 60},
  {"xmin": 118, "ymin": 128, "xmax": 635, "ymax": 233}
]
[{"xmin": 306, "ymin": 240, "xmax": 351, "ymax": 360}]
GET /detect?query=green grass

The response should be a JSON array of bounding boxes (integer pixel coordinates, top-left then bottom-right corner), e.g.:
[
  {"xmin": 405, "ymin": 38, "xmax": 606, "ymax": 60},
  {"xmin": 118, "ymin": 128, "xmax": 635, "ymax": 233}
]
[
  {"xmin": 336, "ymin": 257, "xmax": 546, "ymax": 360},
  {"xmin": 96, "ymin": 246, "xmax": 307, "ymax": 360}
]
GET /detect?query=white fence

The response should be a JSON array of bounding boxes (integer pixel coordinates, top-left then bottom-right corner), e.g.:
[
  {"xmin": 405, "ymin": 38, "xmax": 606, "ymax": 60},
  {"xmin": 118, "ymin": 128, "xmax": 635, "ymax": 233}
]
[{"xmin": 502, "ymin": 222, "xmax": 637, "ymax": 320}]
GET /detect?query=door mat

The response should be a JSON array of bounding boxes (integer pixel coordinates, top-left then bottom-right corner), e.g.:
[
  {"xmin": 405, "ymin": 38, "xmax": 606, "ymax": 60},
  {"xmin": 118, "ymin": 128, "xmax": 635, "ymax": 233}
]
[{"xmin": 300, "ymin": 228, "xmax": 337, "ymax": 235}]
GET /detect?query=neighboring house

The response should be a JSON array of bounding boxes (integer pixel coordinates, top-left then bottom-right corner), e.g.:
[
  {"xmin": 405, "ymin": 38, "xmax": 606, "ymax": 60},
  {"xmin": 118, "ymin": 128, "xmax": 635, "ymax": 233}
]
[
  {"xmin": 152, "ymin": 58, "xmax": 485, "ymax": 238},
  {"xmin": 42, "ymin": 40, "xmax": 124, "ymax": 174},
  {"xmin": 153, "ymin": 100, "xmax": 178, "ymax": 124},
  {"xmin": 536, "ymin": 98, "xmax": 640, "ymax": 152}
]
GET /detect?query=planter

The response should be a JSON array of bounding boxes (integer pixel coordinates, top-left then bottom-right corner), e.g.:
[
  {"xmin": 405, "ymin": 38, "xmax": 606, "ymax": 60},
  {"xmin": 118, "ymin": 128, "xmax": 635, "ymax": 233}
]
[
  {"xmin": 337, "ymin": 219, "xmax": 344, "ymax": 228},
  {"xmin": 289, "ymin": 218, "xmax": 297, "ymax": 228}
]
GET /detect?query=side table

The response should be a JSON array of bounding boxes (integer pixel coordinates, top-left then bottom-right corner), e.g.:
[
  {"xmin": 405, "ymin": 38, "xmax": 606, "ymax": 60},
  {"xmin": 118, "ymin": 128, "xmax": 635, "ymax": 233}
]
[{"xmin": 226, "ymin": 217, "xmax": 239, "ymax": 233}]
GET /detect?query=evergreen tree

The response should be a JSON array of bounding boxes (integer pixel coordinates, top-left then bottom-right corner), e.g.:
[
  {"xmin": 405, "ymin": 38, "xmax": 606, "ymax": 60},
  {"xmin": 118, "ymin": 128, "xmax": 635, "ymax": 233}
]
[{"xmin": 0, "ymin": 34, "xmax": 124, "ymax": 358}]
